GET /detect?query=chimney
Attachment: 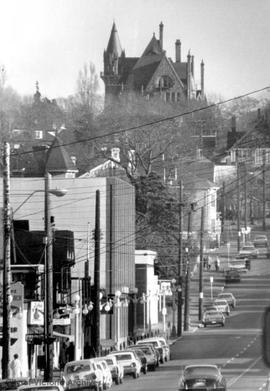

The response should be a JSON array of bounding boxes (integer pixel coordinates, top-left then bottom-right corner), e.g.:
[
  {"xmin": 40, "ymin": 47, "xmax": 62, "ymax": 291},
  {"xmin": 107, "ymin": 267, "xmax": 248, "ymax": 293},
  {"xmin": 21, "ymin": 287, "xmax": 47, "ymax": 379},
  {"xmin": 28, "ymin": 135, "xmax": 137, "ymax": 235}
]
[
  {"xmin": 187, "ymin": 51, "xmax": 192, "ymax": 100},
  {"xmin": 231, "ymin": 115, "xmax": 236, "ymax": 133},
  {"xmin": 159, "ymin": 22, "xmax": 164, "ymax": 50},
  {"xmin": 111, "ymin": 147, "xmax": 120, "ymax": 162},
  {"xmin": 200, "ymin": 59, "xmax": 205, "ymax": 97},
  {"xmin": 191, "ymin": 55, "xmax": 194, "ymax": 76},
  {"xmin": 175, "ymin": 39, "xmax": 181, "ymax": 62}
]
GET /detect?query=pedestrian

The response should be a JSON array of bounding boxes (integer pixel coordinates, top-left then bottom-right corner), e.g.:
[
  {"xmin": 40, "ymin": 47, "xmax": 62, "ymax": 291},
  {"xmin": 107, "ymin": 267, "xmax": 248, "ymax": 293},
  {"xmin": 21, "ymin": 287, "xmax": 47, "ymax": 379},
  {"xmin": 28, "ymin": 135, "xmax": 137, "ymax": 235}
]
[
  {"xmin": 10, "ymin": 354, "xmax": 22, "ymax": 378},
  {"xmin": 59, "ymin": 342, "xmax": 67, "ymax": 370},
  {"xmin": 66, "ymin": 341, "xmax": 75, "ymax": 362},
  {"xmin": 203, "ymin": 257, "xmax": 207, "ymax": 269},
  {"xmin": 207, "ymin": 256, "xmax": 211, "ymax": 270}
]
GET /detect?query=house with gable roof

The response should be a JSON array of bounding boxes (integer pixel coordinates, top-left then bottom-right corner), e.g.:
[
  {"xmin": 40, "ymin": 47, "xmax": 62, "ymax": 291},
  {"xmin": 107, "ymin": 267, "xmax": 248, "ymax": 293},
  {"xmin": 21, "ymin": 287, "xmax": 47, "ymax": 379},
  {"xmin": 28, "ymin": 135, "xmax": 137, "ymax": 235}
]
[{"xmin": 101, "ymin": 21, "xmax": 205, "ymax": 106}]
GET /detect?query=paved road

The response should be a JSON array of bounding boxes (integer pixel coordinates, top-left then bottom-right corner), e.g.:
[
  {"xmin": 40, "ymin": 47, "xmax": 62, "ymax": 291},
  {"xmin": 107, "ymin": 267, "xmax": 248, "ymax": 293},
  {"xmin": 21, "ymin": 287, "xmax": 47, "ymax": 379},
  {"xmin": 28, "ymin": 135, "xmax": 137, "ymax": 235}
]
[{"xmin": 112, "ymin": 256, "xmax": 270, "ymax": 391}]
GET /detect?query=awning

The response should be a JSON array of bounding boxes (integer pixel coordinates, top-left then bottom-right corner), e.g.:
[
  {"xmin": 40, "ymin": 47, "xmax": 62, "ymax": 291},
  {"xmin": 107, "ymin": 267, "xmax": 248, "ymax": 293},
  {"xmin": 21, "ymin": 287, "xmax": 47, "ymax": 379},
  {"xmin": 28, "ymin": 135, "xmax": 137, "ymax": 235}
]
[{"xmin": 53, "ymin": 331, "xmax": 74, "ymax": 342}]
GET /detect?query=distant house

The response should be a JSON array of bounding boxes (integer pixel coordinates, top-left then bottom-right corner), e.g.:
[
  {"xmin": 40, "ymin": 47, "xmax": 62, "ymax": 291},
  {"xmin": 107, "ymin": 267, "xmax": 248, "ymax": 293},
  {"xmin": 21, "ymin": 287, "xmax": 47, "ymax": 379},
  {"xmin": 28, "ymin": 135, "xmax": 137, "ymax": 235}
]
[{"xmin": 101, "ymin": 22, "xmax": 205, "ymax": 106}]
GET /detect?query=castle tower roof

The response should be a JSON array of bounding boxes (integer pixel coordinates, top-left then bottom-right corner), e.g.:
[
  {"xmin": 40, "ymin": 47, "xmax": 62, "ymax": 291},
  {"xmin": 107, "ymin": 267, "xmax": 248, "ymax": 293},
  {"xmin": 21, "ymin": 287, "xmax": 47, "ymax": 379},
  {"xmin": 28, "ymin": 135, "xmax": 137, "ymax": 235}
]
[{"xmin": 106, "ymin": 22, "xmax": 123, "ymax": 57}]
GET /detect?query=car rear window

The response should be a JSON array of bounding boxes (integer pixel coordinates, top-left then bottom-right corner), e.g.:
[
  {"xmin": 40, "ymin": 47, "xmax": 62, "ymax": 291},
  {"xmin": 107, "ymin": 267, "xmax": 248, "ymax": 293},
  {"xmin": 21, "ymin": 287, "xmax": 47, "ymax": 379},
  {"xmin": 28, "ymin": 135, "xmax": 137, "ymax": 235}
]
[
  {"xmin": 184, "ymin": 366, "xmax": 218, "ymax": 378},
  {"xmin": 105, "ymin": 358, "xmax": 113, "ymax": 365},
  {"xmin": 65, "ymin": 363, "xmax": 92, "ymax": 374},
  {"xmin": 115, "ymin": 354, "xmax": 132, "ymax": 360}
]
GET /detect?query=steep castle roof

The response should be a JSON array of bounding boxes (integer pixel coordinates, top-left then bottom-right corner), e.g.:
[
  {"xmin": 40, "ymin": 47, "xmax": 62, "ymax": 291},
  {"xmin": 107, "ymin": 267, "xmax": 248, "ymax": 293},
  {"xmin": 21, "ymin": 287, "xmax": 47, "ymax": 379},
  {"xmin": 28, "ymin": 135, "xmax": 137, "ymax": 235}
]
[{"xmin": 106, "ymin": 22, "xmax": 123, "ymax": 57}]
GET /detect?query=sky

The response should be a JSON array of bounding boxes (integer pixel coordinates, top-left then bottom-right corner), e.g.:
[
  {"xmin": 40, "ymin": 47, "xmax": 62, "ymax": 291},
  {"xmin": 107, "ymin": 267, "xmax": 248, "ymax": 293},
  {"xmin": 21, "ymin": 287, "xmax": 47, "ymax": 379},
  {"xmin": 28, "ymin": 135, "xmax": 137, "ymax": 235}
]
[{"xmin": 0, "ymin": 0, "xmax": 270, "ymax": 100}]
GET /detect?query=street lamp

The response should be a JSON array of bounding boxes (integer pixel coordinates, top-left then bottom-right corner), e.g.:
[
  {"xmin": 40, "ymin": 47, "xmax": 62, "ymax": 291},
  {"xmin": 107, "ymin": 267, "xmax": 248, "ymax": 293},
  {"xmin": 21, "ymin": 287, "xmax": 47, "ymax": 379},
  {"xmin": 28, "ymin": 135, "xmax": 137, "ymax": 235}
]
[
  {"xmin": 73, "ymin": 294, "xmax": 81, "ymax": 361},
  {"xmin": 171, "ymin": 279, "xmax": 177, "ymax": 337},
  {"xmin": 115, "ymin": 290, "xmax": 121, "ymax": 349}
]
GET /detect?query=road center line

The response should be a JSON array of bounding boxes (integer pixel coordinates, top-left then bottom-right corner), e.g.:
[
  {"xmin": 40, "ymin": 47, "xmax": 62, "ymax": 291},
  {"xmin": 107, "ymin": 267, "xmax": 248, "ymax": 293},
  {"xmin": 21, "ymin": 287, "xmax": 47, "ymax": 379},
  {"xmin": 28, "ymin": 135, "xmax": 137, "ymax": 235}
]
[{"xmin": 227, "ymin": 355, "xmax": 262, "ymax": 387}]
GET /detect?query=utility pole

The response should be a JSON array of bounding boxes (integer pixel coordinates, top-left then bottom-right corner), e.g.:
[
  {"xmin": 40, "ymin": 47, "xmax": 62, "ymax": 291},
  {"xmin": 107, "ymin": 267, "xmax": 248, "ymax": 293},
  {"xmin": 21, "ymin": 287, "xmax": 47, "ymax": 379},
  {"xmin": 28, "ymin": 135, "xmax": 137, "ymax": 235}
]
[
  {"xmin": 221, "ymin": 182, "xmax": 225, "ymax": 234},
  {"xmin": 199, "ymin": 206, "xmax": 204, "ymax": 322},
  {"xmin": 44, "ymin": 171, "xmax": 54, "ymax": 382},
  {"xmin": 93, "ymin": 190, "xmax": 100, "ymax": 357},
  {"xmin": 2, "ymin": 142, "xmax": 11, "ymax": 379},
  {"xmin": 109, "ymin": 184, "xmax": 113, "ymax": 339},
  {"xmin": 263, "ymin": 149, "xmax": 266, "ymax": 231},
  {"xmin": 244, "ymin": 166, "xmax": 247, "ymax": 230},
  {"xmin": 236, "ymin": 149, "xmax": 241, "ymax": 252},
  {"xmin": 177, "ymin": 180, "xmax": 183, "ymax": 337},
  {"xmin": 184, "ymin": 209, "xmax": 192, "ymax": 332}
]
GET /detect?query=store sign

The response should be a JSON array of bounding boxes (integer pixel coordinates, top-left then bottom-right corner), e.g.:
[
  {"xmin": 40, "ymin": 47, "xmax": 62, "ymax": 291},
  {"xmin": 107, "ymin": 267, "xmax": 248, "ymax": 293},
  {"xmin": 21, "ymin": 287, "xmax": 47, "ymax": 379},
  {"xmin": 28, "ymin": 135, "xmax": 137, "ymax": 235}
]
[
  {"xmin": 29, "ymin": 301, "xmax": 44, "ymax": 325},
  {"xmin": 159, "ymin": 281, "xmax": 172, "ymax": 296}
]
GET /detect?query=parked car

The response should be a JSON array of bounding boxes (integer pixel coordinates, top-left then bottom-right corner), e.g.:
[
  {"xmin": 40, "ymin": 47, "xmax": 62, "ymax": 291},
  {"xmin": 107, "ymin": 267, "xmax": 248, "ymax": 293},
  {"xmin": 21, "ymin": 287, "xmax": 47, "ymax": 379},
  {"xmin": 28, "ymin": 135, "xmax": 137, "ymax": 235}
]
[
  {"xmin": 202, "ymin": 309, "xmax": 225, "ymax": 327},
  {"xmin": 137, "ymin": 337, "xmax": 165, "ymax": 363},
  {"xmin": 18, "ymin": 385, "xmax": 65, "ymax": 391},
  {"xmin": 253, "ymin": 234, "xmax": 268, "ymax": 247},
  {"xmin": 213, "ymin": 299, "xmax": 230, "ymax": 316},
  {"xmin": 63, "ymin": 359, "xmax": 103, "ymax": 391},
  {"xmin": 238, "ymin": 243, "xmax": 259, "ymax": 259},
  {"xmin": 218, "ymin": 292, "xmax": 236, "ymax": 308},
  {"xmin": 125, "ymin": 347, "xmax": 148, "ymax": 374},
  {"xmin": 0, "ymin": 379, "xmax": 29, "ymax": 391},
  {"xmin": 109, "ymin": 351, "xmax": 141, "ymax": 378},
  {"xmin": 229, "ymin": 256, "xmax": 248, "ymax": 272},
  {"xmin": 103, "ymin": 355, "xmax": 124, "ymax": 385},
  {"xmin": 178, "ymin": 364, "xmax": 227, "ymax": 391},
  {"xmin": 156, "ymin": 336, "xmax": 171, "ymax": 361},
  {"xmin": 131, "ymin": 344, "xmax": 158, "ymax": 370},
  {"xmin": 93, "ymin": 359, "xmax": 113, "ymax": 389},
  {"xmin": 225, "ymin": 269, "xmax": 241, "ymax": 283}
]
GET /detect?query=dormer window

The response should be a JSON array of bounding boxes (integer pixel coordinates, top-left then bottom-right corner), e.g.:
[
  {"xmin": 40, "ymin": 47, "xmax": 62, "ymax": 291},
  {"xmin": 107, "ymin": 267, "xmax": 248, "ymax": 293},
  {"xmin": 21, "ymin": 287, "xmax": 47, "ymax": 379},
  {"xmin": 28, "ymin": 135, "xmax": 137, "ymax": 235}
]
[{"xmin": 34, "ymin": 130, "xmax": 43, "ymax": 140}]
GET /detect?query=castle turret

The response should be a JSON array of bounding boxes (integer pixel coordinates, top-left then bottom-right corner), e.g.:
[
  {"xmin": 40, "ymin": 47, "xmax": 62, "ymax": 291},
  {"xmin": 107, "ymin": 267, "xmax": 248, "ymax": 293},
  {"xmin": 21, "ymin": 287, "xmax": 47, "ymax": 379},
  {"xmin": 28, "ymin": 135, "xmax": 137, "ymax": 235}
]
[
  {"xmin": 101, "ymin": 22, "xmax": 125, "ymax": 106},
  {"xmin": 200, "ymin": 59, "xmax": 205, "ymax": 97},
  {"xmin": 187, "ymin": 51, "xmax": 192, "ymax": 100}
]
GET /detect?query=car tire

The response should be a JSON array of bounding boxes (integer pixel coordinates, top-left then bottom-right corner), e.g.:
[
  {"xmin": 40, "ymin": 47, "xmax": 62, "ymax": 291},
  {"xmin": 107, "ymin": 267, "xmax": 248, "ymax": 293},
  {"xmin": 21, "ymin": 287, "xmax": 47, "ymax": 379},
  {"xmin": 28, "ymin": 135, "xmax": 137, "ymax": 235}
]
[
  {"xmin": 143, "ymin": 366, "xmax": 147, "ymax": 374},
  {"xmin": 226, "ymin": 311, "xmax": 230, "ymax": 316},
  {"xmin": 115, "ymin": 376, "xmax": 120, "ymax": 385},
  {"xmin": 103, "ymin": 383, "xmax": 107, "ymax": 390},
  {"xmin": 151, "ymin": 364, "xmax": 156, "ymax": 371},
  {"xmin": 221, "ymin": 322, "xmax": 225, "ymax": 327},
  {"xmin": 120, "ymin": 377, "xmax": 123, "ymax": 384}
]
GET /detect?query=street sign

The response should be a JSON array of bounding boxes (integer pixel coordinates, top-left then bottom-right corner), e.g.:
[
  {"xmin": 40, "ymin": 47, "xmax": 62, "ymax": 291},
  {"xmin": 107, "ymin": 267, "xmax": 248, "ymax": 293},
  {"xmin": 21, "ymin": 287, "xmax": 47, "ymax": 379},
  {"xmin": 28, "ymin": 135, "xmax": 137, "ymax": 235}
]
[
  {"xmin": 29, "ymin": 301, "xmax": 44, "ymax": 325},
  {"xmin": 159, "ymin": 281, "xmax": 172, "ymax": 296}
]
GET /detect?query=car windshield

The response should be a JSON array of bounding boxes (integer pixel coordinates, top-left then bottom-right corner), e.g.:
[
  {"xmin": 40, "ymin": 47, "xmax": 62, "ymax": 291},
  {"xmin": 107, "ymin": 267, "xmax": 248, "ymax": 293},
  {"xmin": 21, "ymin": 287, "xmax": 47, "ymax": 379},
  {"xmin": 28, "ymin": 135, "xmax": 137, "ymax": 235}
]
[
  {"xmin": 105, "ymin": 358, "xmax": 114, "ymax": 365},
  {"xmin": 184, "ymin": 366, "xmax": 218, "ymax": 379},
  {"xmin": 206, "ymin": 310, "xmax": 219, "ymax": 315},
  {"xmin": 215, "ymin": 300, "xmax": 226, "ymax": 304},
  {"xmin": 65, "ymin": 363, "xmax": 92, "ymax": 374},
  {"xmin": 242, "ymin": 246, "xmax": 254, "ymax": 250}
]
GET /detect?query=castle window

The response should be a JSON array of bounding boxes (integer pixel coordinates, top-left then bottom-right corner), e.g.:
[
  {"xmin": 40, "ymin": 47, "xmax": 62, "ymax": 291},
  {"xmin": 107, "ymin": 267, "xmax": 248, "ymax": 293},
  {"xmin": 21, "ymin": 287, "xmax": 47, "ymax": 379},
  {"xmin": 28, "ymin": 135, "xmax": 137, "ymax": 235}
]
[
  {"xmin": 34, "ymin": 130, "xmax": 43, "ymax": 140},
  {"xmin": 166, "ymin": 92, "xmax": 170, "ymax": 102},
  {"xmin": 177, "ymin": 92, "xmax": 181, "ymax": 102},
  {"xmin": 158, "ymin": 75, "xmax": 174, "ymax": 90},
  {"xmin": 171, "ymin": 92, "xmax": 176, "ymax": 102}
]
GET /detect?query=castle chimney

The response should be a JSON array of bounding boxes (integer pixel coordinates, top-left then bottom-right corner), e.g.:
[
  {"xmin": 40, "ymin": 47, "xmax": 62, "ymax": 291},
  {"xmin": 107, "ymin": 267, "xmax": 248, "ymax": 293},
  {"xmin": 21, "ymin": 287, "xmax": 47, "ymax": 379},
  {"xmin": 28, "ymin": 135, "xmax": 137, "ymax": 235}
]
[
  {"xmin": 187, "ymin": 51, "xmax": 192, "ymax": 100},
  {"xmin": 191, "ymin": 55, "xmax": 194, "ymax": 76},
  {"xmin": 175, "ymin": 39, "xmax": 181, "ymax": 62},
  {"xmin": 200, "ymin": 59, "xmax": 205, "ymax": 97},
  {"xmin": 159, "ymin": 22, "xmax": 164, "ymax": 50}
]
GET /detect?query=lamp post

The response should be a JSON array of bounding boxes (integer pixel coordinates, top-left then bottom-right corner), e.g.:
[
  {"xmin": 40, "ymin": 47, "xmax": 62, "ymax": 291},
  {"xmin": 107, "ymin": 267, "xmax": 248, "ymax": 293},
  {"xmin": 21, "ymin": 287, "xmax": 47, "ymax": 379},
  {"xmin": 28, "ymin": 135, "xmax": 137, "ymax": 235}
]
[
  {"xmin": 171, "ymin": 279, "xmax": 177, "ymax": 337},
  {"xmin": 73, "ymin": 294, "xmax": 81, "ymax": 361},
  {"xmin": 115, "ymin": 290, "xmax": 121, "ymax": 349}
]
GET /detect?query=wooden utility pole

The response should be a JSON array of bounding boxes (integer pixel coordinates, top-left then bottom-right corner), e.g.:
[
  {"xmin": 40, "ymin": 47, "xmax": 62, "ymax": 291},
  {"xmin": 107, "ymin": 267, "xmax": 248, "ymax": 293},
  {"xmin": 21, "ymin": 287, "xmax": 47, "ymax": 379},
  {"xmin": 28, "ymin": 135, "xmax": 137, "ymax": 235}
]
[
  {"xmin": 184, "ymin": 209, "xmax": 192, "ymax": 331},
  {"xmin": 221, "ymin": 182, "xmax": 225, "ymax": 233},
  {"xmin": 263, "ymin": 150, "xmax": 266, "ymax": 231},
  {"xmin": 199, "ymin": 206, "xmax": 204, "ymax": 322},
  {"xmin": 236, "ymin": 150, "xmax": 241, "ymax": 252},
  {"xmin": 44, "ymin": 171, "xmax": 54, "ymax": 382},
  {"xmin": 2, "ymin": 142, "xmax": 11, "ymax": 379},
  {"xmin": 109, "ymin": 184, "xmax": 113, "ymax": 339},
  {"xmin": 177, "ymin": 181, "xmax": 183, "ymax": 337},
  {"xmin": 93, "ymin": 190, "xmax": 100, "ymax": 357}
]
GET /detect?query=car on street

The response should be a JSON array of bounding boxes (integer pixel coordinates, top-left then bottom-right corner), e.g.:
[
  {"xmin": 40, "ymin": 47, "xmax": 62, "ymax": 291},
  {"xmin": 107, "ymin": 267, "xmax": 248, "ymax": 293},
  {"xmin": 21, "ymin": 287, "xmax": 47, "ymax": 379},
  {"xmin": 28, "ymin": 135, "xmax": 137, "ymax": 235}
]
[
  {"xmin": 93, "ymin": 359, "xmax": 113, "ymax": 389},
  {"xmin": 202, "ymin": 309, "xmax": 225, "ymax": 327},
  {"xmin": 178, "ymin": 364, "xmax": 227, "ymax": 391},
  {"xmin": 156, "ymin": 336, "xmax": 171, "ymax": 361},
  {"xmin": 137, "ymin": 337, "xmax": 165, "ymax": 363},
  {"xmin": 218, "ymin": 292, "xmax": 236, "ymax": 308},
  {"xmin": 18, "ymin": 385, "xmax": 65, "ymax": 391},
  {"xmin": 103, "ymin": 355, "xmax": 124, "ymax": 385},
  {"xmin": 0, "ymin": 378, "xmax": 29, "ymax": 391},
  {"xmin": 124, "ymin": 347, "xmax": 148, "ymax": 374},
  {"xmin": 225, "ymin": 269, "xmax": 241, "ymax": 283},
  {"xmin": 213, "ymin": 299, "xmax": 230, "ymax": 316},
  {"xmin": 229, "ymin": 256, "xmax": 248, "ymax": 272},
  {"xmin": 131, "ymin": 344, "xmax": 158, "ymax": 370},
  {"xmin": 253, "ymin": 234, "xmax": 268, "ymax": 247},
  {"xmin": 238, "ymin": 243, "xmax": 259, "ymax": 259},
  {"xmin": 63, "ymin": 359, "xmax": 103, "ymax": 391},
  {"xmin": 108, "ymin": 351, "xmax": 141, "ymax": 379}
]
